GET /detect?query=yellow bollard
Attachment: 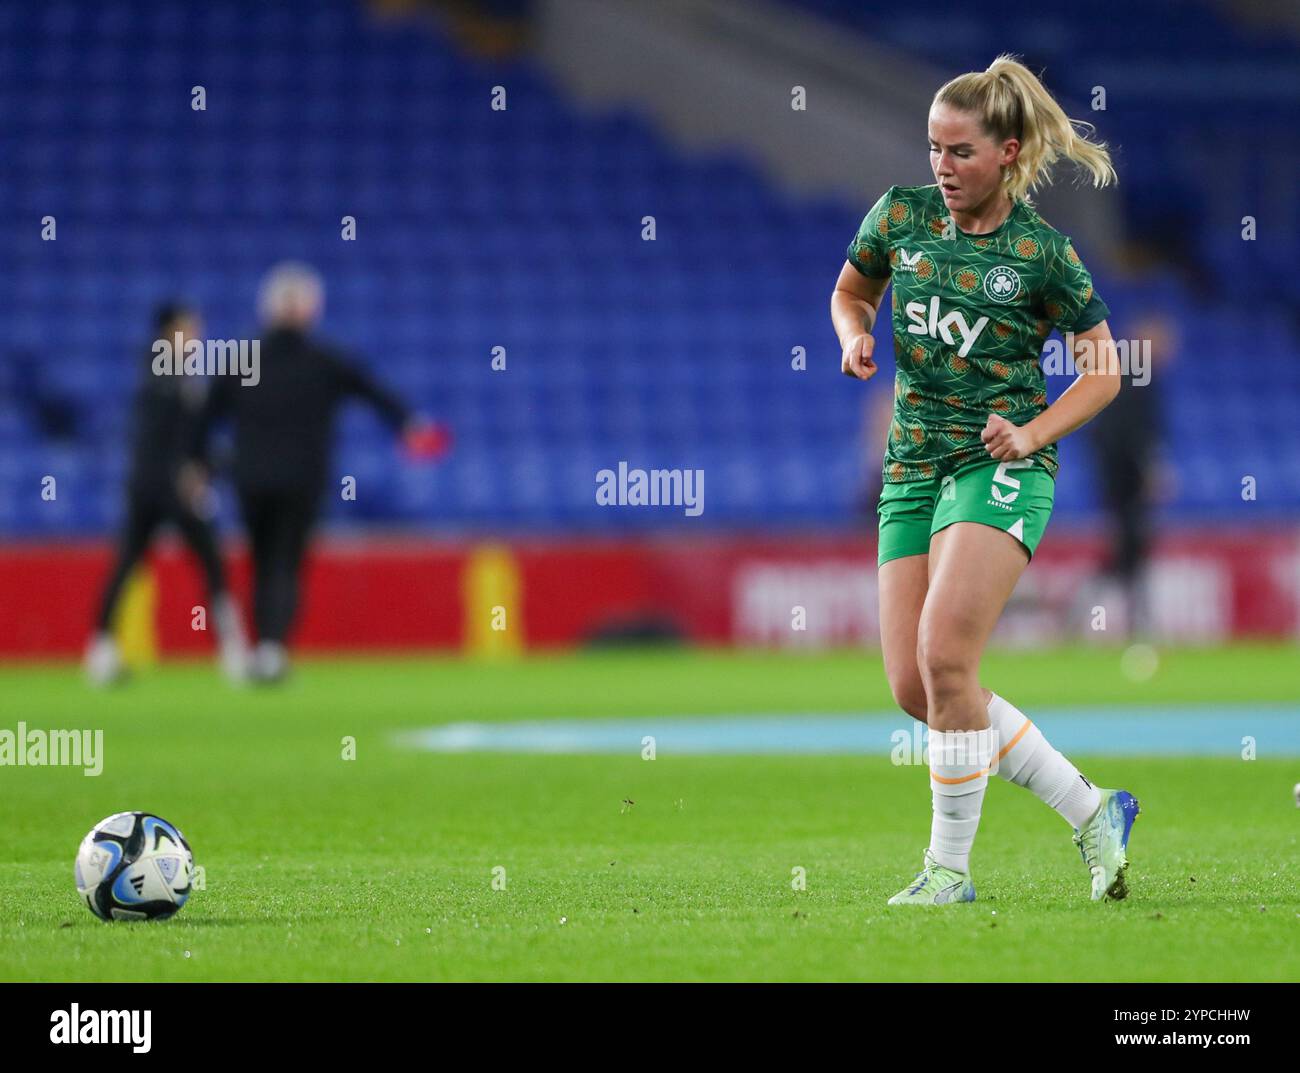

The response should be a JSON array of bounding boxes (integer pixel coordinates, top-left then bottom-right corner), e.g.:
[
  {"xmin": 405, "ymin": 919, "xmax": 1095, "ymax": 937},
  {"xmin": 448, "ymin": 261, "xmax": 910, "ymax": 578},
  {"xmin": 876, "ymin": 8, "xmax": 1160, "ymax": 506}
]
[
  {"xmin": 114, "ymin": 565, "xmax": 159, "ymax": 668},
  {"xmin": 462, "ymin": 543, "xmax": 523, "ymax": 657}
]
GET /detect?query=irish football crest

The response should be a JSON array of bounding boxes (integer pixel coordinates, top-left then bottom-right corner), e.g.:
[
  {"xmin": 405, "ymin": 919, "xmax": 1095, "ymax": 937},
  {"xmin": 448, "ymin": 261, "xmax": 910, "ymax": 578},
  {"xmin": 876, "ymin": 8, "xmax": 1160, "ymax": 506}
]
[{"xmin": 983, "ymin": 265, "xmax": 1022, "ymax": 304}]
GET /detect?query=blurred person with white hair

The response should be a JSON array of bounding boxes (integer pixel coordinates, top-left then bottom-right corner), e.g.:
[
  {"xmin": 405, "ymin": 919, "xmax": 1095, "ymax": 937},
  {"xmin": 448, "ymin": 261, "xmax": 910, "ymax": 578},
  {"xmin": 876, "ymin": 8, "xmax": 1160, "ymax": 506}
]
[{"xmin": 185, "ymin": 262, "xmax": 451, "ymax": 683}]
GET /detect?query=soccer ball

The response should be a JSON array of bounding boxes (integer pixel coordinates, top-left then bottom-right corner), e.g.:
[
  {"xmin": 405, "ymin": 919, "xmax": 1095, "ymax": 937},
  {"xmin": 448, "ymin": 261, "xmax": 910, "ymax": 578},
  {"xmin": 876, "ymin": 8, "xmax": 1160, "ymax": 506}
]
[{"xmin": 74, "ymin": 811, "xmax": 194, "ymax": 921}]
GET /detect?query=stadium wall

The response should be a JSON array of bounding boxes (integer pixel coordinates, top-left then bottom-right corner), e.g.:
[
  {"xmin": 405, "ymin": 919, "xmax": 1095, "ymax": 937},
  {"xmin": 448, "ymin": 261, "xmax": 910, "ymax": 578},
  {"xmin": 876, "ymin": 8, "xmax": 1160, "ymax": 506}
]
[
  {"xmin": 533, "ymin": 0, "xmax": 1120, "ymax": 258},
  {"xmin": 1, "ymin": 530, "xmax": 1297, "ymax": 659}
]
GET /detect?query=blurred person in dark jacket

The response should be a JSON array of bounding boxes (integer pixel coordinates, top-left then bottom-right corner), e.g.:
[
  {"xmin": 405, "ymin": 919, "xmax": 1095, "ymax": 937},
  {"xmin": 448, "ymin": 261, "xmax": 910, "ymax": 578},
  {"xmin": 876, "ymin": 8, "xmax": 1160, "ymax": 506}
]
[
  {"xmin": 86, "ymin": 302, "xmax": 248, "ymax": 685},
  {"xmin": 1088, "ymin": 313, "xmax": 1178, "ymax": 637},
  {"xmin": 855, "ymin": 387, "xmax": 895, "ymax": 522},
  {"xmin": 185, "ymin": 263, "xmax": 450, "ymax": 683}
]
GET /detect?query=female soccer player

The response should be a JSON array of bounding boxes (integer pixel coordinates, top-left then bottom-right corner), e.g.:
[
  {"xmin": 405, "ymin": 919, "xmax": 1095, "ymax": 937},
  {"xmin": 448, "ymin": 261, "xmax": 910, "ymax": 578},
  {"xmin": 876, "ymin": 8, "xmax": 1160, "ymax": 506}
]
[{"xmin": 830, "ymin": 55, "xmax": 1139, "ymax": 904}]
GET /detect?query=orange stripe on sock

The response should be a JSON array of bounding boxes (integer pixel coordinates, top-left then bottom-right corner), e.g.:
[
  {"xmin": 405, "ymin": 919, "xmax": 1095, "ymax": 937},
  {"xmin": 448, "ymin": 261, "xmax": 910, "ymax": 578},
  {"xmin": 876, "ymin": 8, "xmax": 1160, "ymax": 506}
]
[
  {"xmin": 997, "ymin": 718, "xmax": 1034, "ymax": 760},
  {"xmin": 931, "ymin": 768, "xmax": 990, "ymax": 785}
]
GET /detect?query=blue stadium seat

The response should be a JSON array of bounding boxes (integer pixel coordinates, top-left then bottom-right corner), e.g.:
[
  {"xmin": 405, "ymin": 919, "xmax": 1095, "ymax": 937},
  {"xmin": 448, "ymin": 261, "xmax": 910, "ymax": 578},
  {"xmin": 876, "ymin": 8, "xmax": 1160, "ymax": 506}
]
[{"xmin": 2, "ymin": 0, "xmax": 1294, "ymax": 536}]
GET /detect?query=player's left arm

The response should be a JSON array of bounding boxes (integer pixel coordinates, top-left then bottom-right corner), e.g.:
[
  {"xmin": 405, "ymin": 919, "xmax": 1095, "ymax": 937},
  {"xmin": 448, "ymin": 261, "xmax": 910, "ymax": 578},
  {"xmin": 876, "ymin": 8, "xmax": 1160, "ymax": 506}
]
[{"xmin": 982, "ymin": 320, "xmax": 1121, "ymax": 461}]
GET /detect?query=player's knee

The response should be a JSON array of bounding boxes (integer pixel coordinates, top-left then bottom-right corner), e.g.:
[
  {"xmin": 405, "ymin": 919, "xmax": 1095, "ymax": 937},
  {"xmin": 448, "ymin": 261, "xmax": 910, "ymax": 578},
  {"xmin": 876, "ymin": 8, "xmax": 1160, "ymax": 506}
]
[
  {"xmin": 887, "ymin": 675, "xmax": 928, "ymax": 721},
  {"xmin": 915, "ymin": 630, "xmax": 975, "ymax": 698}
]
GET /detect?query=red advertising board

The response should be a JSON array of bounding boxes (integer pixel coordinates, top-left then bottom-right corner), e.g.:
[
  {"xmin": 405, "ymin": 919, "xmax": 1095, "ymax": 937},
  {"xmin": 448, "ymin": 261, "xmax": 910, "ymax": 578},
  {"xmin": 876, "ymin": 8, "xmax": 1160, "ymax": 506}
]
[{"xmin": 0, "ymin": 528, "xmax": 1296, "ymax": 657}]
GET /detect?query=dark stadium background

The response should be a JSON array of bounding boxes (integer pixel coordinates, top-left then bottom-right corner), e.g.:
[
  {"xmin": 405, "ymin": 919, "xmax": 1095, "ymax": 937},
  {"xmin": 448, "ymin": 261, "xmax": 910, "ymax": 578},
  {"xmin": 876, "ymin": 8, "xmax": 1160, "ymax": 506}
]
[{"xmin": 2, "ymin": 0, "xmax": 1297, "ymax": 660}]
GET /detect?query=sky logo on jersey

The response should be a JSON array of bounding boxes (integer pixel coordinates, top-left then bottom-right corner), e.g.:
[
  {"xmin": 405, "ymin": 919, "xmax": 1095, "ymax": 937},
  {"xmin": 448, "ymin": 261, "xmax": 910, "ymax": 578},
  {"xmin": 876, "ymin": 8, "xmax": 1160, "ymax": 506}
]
[{"xmin": 904, "ymin": 297, "xmax": 989, "ymax": 358}]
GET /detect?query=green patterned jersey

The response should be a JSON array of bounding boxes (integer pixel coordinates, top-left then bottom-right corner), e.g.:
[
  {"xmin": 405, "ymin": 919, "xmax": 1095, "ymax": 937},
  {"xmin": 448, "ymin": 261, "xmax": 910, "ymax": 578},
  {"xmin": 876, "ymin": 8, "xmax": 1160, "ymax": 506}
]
[{"xmin": 846, "ymin": 183, "xmax": 1109, "ymax": 484}]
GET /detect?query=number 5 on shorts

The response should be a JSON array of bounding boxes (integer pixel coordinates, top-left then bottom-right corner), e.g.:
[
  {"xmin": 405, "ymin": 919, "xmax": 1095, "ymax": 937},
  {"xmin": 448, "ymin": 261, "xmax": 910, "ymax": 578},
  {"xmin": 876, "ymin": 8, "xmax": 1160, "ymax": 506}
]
[{"xmin": 990, "ymin": 459, "xmax": 1033, "ymax": 504}]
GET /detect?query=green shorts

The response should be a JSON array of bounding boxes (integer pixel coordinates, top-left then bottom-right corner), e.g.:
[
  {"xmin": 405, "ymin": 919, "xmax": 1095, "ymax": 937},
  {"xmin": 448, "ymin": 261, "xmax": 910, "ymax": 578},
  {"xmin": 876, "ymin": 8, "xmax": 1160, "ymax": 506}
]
[{"xmin": 876, "ymin": 457, "xmax": 1055, "ymax": 566}]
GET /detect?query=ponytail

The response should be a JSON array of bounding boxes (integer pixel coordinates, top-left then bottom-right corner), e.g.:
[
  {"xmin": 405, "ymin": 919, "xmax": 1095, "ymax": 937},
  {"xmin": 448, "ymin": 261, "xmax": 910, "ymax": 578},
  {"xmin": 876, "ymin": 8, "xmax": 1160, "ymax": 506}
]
[{"xmin": 934, "ymin": 54, "xmax": 1116, "ymax": 204}]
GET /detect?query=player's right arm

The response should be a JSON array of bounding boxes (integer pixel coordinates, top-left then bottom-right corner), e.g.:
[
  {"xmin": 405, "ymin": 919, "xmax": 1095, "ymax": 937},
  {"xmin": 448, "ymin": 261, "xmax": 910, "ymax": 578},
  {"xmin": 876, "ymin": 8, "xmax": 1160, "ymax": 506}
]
[{"xmin": 831, "ymin": 261, "xmax": 887, "ymax": 380}]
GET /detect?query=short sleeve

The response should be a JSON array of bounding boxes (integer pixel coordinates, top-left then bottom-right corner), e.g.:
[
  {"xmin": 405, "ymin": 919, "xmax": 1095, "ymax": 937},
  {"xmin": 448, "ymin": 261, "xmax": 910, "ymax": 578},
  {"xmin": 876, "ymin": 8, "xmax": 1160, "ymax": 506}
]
[
  {"xmin": 845, "ymin": 187, "xmax": 896, "ymax": 279},
  {"xmin": 1043, "ymin": 238, "xmax": 1110, "ymax": 334}
]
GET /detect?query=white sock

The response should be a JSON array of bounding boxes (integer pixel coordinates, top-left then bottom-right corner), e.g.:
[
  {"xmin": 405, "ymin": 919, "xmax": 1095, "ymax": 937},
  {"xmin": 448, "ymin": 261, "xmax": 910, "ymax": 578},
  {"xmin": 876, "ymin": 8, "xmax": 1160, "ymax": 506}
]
[
  {"xmin": 986, "ymin": 692, "xmax": 1101, "ymax": 829},
  {"xmin": 927, "ymin": 726, "xmax": 996, "ymax": 874},
  {"xmin": 213, "ymin": 594, "xmax": 249, "ymax": 681},
  {"xmin": 213, "ymin": 594, "xmax": 246, "ymax": 646},
  {"xmin": 84, "ymin": 633, "xmax": 123, "ymax": 685}
]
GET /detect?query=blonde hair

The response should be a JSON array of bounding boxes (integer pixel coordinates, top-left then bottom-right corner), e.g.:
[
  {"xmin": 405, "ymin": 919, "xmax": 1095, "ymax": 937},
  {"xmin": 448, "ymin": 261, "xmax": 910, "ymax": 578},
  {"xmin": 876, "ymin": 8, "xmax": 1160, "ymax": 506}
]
[{"xmin": 934, "ymin": 54, "xmax": 1116, "ymax": 204}]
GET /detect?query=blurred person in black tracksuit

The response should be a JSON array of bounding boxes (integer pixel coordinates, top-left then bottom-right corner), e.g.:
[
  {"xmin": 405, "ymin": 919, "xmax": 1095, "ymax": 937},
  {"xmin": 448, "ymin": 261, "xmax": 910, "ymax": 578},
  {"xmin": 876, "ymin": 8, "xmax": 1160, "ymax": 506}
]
[
  {"xmin": 185, "ymin": 263, "xmax": 450, "ymax": 683},
  {"xmin": 1087, "ymin": 313, "xmax": 1177, "ymax": 638},
  {"xmin": 86, "ymin": 303, "xmax": 248, "ymax": 685}
]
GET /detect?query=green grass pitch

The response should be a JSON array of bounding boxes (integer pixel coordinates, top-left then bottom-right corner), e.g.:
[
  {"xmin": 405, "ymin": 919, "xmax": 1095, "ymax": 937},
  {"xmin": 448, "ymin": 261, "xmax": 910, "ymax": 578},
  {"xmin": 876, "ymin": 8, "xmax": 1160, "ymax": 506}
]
[{"xmin": 1, "ymin": 644, "xmax": 1297, "ymax": 982}]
